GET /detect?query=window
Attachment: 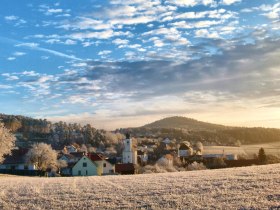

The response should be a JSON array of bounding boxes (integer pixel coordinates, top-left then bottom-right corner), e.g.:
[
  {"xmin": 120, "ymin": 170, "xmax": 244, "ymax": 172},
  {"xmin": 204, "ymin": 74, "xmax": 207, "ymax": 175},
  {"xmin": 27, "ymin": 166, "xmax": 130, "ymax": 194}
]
[
  {"xmin": 86, "ymin": 170, "xmax": 88, "ymax": 175},
  {"xmin": 103, "ymin": 163, "xmax": 106, "ymax": 167},
  {"xmin": 24, "ymin": 165, "xmax": 28, "ymax": 170},
  {"xmin": 78, "ymin": 170, "xmax": 81, "ymax": 175},
  {"xmin": 83, "ymin": 162, "xmax": 87, "ymax": 167}
]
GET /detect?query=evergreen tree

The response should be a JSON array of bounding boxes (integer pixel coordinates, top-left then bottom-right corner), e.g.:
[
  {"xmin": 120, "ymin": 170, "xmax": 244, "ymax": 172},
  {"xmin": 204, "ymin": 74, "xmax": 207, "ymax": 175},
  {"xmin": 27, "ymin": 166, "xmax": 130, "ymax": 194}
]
[{"xmin": 258, "ymin": 147, "xmax": 266, "ymax": 164}]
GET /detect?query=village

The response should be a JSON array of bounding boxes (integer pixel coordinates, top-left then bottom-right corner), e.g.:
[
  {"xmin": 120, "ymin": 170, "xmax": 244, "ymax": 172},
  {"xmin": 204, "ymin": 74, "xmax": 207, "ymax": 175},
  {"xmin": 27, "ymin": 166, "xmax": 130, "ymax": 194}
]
[{"xmin": 0, "ymin": 132, "xmax": 257, "ymax": 177}]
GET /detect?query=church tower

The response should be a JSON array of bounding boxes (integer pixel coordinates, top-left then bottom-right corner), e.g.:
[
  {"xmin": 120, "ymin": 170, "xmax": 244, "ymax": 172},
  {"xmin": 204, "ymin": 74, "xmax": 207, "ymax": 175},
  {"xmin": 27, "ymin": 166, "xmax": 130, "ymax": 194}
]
[{"xmin": 122, "ymin": 133, "xmax": 137, "ymax": 164}]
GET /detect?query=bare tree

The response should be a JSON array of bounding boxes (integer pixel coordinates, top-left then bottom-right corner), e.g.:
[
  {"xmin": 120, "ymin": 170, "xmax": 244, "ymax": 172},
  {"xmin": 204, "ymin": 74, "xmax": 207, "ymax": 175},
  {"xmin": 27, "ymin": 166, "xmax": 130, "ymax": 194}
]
[
  {"xmin": 0, "ymin": 122, "xmax": 16, "ymax": 163},
  {"xmin": 195, "ymin": 141, "xmax": 204, "ymax": 155},
  {"xmin": 57, "ymin": 159, "xmax": 68, "ymax": 174},
  {"xmin": 25, "ymin": 143, "xmax": 57, "ymax": 171}
]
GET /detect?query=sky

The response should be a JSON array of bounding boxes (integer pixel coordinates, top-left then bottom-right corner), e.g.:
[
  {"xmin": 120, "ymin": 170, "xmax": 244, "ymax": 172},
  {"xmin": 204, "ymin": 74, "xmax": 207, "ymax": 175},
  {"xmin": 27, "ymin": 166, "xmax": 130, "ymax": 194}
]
[{"xmin": 0, "ymin": 0, "xmax": 280, "ymax": 130}]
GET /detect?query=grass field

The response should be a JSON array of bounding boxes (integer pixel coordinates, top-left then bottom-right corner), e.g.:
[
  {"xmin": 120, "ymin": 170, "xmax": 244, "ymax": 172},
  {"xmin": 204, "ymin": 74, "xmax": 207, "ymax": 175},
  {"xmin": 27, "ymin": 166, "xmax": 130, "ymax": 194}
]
[
  {"xmin": 204, "ymin": 142, "xmax": 280, "ymax": 157},
  {"xmin": 0, "ymin": 164, "xmax": 279, "ymax": 209}
]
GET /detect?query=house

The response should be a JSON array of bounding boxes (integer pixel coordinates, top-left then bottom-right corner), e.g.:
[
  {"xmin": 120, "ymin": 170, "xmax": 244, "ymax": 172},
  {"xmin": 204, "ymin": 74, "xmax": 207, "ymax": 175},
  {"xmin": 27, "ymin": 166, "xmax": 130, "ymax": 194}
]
[
  {"xmin": 88, "ymin": 153, "xmax": 115, "ymax": 175},
  {"xmin": 137, "ymin": 150, "xmax": 148, "ymax": 165},
  {"xmin": 115, "ymin": 163, "xmax": 137, "ymax": 175},
  {"xmin": 157, "ymin": 154, "xmax": 174, "ymax": 167},
  {"xmin": 0, "ymin": 149, "xmax": 36, "ymax": 171},
  {"xmin": 72, "ymin": 155, "xmax": 98, "ymax": 176},
  {"xmin": 63, "ymin": 144, "xmax": 78, "ymax": 153},
  {"xmin": 178, "ymin": 142, "xmax": 193, "ymax": 158},
  {"xmin": 162, "ymin": 138, "xmax": 171, "ymax": 144},
  {"xmin": 59, "ymin": 152, "xmax": 85, "ymax": 163}
]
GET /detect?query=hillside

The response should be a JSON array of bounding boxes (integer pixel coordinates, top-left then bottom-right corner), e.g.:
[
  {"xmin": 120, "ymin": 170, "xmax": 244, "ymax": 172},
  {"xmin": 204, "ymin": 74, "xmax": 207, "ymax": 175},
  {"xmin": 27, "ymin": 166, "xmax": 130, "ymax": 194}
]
[
  {"xmin": 0, "ymin": 113, "xmax": 106, "ymax": 148},
  {"xmin": 0, "ymin": 164, "xmax": 279, "ymax": 209},
  {"xmin": 120, "ymin": 116, "xmax": 280, "ymax": 145},
  {"xmin": 143, "ymin": 116, "xmax": 227, "ymax": 131}
]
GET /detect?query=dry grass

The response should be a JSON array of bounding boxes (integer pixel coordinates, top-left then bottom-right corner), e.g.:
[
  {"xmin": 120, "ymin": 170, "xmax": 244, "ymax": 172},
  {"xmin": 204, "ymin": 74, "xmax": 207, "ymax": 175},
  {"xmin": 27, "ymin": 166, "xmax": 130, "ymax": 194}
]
[{"xmin": 0, "ymin": 164, "xmax": 279, "ymax": 209}]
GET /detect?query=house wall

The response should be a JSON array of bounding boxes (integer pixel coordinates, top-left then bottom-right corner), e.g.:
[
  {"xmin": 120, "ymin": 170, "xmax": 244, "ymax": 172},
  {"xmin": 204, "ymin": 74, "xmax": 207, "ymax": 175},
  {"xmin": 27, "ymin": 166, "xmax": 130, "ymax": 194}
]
[
  {"xmin": 94, "ymin": 160, "xmax": 115, "ymax": 175},
  {"xmin": 0, "ymin": 164, "xmax": 36, "ymax": 170},
  {"xmin": 72, "ymin": 156, "xmax": 98, "ymax": 176}
]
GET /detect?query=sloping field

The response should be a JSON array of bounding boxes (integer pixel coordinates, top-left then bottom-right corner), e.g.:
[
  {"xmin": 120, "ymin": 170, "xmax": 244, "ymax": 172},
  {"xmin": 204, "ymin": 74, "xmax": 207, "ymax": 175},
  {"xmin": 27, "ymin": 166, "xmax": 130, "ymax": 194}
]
[
  {"xmin": 204, "ymin": 142, "xmax": 280, "ymax": 156},
  {"xmin": 0, "ymin": 164, "xmax": 280, "ymax": 209}
]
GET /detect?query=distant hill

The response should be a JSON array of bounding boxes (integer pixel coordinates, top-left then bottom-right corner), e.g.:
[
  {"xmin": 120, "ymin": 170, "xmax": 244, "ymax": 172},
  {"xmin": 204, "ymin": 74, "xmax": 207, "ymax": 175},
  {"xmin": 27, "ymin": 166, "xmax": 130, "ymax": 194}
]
[
  {"xmin": 119, "ymin": 116, "xmax": 280, "ymax": 145},
  {"xmin": 143, "ymin": 116, "xmax": 227, "ymax": 131}
]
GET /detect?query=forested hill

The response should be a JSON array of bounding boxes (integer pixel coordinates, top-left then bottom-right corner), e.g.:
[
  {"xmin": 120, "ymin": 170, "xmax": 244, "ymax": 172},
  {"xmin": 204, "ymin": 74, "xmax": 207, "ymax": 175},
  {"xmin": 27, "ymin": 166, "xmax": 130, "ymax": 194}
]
[
  {"xmin": 143, "ymin": 116, "xmax": 227, "ymax": 131},
  {"xmin": 119, "ymin": 116, "xmax": 280, "ymax": 145},
  {"xmin": 0, "ymin": 113, "xmax": 117, "ymax": 149}
]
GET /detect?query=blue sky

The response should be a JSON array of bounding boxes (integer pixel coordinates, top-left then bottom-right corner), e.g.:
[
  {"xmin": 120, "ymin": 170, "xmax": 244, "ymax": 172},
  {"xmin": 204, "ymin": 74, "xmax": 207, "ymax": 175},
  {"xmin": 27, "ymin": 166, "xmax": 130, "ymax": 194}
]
[{"xmin": 0, "ymin": 0, "xmax": 280, "ymax": 129}]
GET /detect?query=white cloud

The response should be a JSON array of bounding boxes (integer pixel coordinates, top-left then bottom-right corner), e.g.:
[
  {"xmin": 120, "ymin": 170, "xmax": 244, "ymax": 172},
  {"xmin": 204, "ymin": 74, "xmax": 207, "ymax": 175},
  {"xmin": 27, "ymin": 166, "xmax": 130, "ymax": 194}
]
[
  {"xmin": 7, "ymin": 57, "xmax": 16, "ymax": 61},
  {"xmin": 69, "ymin": 30, "xmax": 115, "ymax": 40},
  {"xmin": 64, "ymin": 39, "xmax": 77, "ymax": 45},
  {"xmin": 112, "ymin": 38, "xmax": 129, "ymax": 45},
  {"xmin": 13, "ymin": 51, "xmax": 26, "ymax": 56},
  {"xmin": 47, "ymin": 8, "xmax": 63, "ymax": 13},
  {"xmin": 21, "ymin": 71, "xmax": 40, "ymax": 76},
  {"xmin": 4, "ymin": 15, "xmax": 18, "ymax": 21},
  {"xmin": 2, "ymin": 73, "xmax": 19, "ymax": 81},
  {"xmin": 221, "ymin": 0, "xmax": 241, "ymax": 5},
  {"xmin": 167, "ymin": 0, "xmax": 217, "ymax": 7},
  {"xmin": 0, "ymin": 85, "xmax": 13, "ymax": 89},
  {"xmin": 98, "ymin": 50, "xmax": 112, "ymax": 56},
  {"xmin": 195, "ymin": 29, "xmax": 220, "ymax": 38}
]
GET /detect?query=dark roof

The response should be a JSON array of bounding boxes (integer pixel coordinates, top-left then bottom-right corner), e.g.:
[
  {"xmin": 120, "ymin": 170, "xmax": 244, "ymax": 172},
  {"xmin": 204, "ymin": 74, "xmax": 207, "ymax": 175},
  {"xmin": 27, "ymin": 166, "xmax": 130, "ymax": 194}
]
[
  {"xmin": 69, "ymin": 152, "xmax": 85, "ymax": 158},
  {"xmin": 61, "ymin": 153, "xmax": 76, "ymax": 159},
  {"xmin": 88, "ymin": 153, "xmax": 106, "ymax": 161},
  {"xmin": 107, "ymin": 157, "xmax": 118, "ymax": 165},
  {"xmin": 115, "ymin": 163, "xmax": 135, "ymax": 173},
  {"xmin": 179, "ymin": 144, "xmax": 190, "ymax": 150},
  {"xmin": 2, "ymin": 148, "xmax": 29, "ymax": 164}
]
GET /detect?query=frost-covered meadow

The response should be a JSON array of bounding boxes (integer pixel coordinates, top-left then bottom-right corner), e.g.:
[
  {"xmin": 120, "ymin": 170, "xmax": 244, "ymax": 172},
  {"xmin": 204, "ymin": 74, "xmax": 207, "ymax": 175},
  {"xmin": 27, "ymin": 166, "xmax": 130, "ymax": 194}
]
[{"xmin": 0, "ymin": 164, "xmax": 279, "ymax": 209}]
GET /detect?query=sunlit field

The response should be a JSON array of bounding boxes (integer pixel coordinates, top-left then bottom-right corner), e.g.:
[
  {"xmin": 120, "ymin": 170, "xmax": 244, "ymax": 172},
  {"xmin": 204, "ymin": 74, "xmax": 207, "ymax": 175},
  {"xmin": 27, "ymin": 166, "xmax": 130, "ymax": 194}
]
[
  {"xmin": 0, "ymin": 164, "xmax": 279, "ymax": 209},
  {"xmin": 204, "ymin": 142, "xmax": 280, "ymax": 156}
]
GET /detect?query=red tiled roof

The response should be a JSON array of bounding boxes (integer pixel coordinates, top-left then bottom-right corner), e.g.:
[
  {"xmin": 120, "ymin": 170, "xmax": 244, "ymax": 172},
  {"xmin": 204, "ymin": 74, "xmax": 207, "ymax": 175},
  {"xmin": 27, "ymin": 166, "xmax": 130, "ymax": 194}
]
[{"xmin": 88, "ymin": 153, "xmax": 106, "ymax": 161}]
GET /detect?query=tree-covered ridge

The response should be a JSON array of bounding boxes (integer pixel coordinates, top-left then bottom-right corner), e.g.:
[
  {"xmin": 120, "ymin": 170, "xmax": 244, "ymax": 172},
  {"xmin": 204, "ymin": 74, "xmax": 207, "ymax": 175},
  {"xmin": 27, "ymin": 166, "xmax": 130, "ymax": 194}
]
[
  {"xmin": 143, "ymin": 116, "xmax": 227, "ymax": 131},
  {"xmin": 0, "ymin": 114, "xmax": 123, "ymax": 149},
  {"xmin": 119, "ymin": 117, "xmax": 280, "ymax": 145}
]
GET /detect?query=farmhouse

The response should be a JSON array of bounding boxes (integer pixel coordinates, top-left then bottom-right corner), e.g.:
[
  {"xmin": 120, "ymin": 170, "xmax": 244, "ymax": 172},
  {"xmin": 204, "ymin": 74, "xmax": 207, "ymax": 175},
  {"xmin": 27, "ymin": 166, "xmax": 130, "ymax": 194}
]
[
  {"xmin": 72, "ymin": 155, "xmax": 98, "ymax": 176},
  {"xmin": 0, "ymin": 149, "xmax": 36, "ymax": 171},
  {"xmin": 88, "ymin": 153, "xmax": 115, "ymax": 175}
]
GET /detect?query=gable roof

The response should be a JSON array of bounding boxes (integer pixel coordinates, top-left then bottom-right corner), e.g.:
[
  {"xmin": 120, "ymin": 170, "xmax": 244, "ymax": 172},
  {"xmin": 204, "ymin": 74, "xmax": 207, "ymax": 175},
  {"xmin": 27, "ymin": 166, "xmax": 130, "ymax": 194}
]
[
  {"xmin": 69, "ymin": 152, "xmax": 85, "ymax": 158},
  {"xmin": 71, "ymin": 155, "xmax": 97, "ymax": 169},
  {"xmin": 88, "ymin": 153, "xmax": 106, "ymax": 161}
]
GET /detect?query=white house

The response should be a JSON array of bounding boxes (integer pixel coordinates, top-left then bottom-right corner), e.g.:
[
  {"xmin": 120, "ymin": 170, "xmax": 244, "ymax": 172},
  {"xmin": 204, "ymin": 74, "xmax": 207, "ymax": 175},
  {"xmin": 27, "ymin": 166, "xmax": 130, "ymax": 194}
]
[
  {"xmin": 178, "ymin": 142, "xmax": 193, "ymax": 158},
  {"xmin": 0, "ymin": 149, "xmax": 37, "ymax": 171},
  {"xmin": 72, "ymin": 155, "xmax": 98, "ymax": 176},
  {"xmin": 122, "ymin": 134, "xmax": 137, "ymax": 165},
  {"xmin": 137, "ymin": 150, "xmax": 148, "ymax": 165}
]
